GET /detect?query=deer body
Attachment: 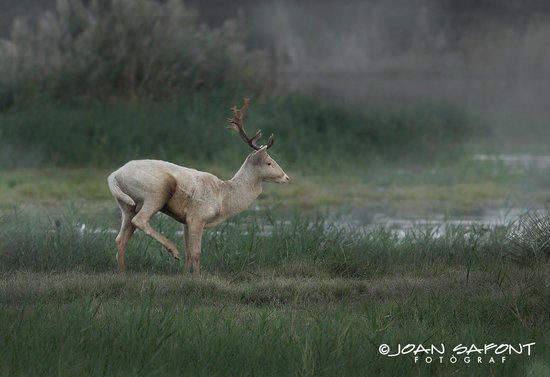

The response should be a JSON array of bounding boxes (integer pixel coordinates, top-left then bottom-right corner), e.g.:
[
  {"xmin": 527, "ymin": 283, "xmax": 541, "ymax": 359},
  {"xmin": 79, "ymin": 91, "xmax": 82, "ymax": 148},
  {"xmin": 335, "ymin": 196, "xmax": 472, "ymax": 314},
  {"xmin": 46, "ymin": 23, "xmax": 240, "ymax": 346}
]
[
  {"xmin": 108, "ymin": 99, "xmax": 289, "ymax": 274},
  {"xmin": 110, "ymin": 158, "xmax": 265, "ymax": 229}
]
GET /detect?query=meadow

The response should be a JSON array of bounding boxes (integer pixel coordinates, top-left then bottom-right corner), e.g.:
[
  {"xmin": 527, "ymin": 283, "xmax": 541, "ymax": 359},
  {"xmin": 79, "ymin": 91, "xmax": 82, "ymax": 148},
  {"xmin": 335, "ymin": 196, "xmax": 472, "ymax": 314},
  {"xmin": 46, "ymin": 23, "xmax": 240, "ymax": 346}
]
[
  {"xmin": 0, "ymin": 210, "xmax": 548, "ymax": 376},
  {"xmin": 0, "ymin": 69, "xmax": 549, "ymax": 377}
]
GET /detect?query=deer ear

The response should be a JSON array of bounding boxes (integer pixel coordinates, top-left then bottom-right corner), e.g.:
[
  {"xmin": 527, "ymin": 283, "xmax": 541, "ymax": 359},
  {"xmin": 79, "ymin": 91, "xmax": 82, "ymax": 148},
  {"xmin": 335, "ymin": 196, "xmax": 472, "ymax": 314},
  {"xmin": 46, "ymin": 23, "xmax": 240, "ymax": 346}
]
[
  {"xmin": 249, "ymin": 146, "xmax": 268, "ymax": 165},
  {"xmin": 253, "ymin": 145, "xmax": 268, "ymax": 155}
]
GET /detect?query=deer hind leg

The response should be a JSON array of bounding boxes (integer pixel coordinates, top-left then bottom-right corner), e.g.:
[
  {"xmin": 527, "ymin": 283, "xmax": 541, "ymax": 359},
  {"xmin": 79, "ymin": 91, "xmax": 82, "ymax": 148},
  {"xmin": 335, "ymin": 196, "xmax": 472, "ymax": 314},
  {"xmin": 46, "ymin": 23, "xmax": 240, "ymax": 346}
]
[
  {"xmin": 185, "ymin": 221, "xmax": 204, "ymax": 275},
  {"xmin": 131, "ymin": 201, "xmax": 180, "ymax": 261},
  {"xmin": 115, "ymin": 201, "xmax": 136, "ymax": 272}
]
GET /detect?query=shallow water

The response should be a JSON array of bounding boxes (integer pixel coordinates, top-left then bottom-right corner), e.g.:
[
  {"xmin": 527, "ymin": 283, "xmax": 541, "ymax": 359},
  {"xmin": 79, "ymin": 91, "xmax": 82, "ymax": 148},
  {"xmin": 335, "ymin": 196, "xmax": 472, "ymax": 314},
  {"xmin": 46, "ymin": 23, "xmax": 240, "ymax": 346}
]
[
  {"xmin": 75, "ymin": 205, "xmax": 542, "ymax": 240},
  {"xmin": 472, "ymin": 154, "xmax": 550, "ymax": 169},
  {"xmin": 331, "ymin": 206, "xmax": 540, "ymax": 239},
  {"xmin": 342, "ymin": 206, "xmax": 527, "ymax": 228}
]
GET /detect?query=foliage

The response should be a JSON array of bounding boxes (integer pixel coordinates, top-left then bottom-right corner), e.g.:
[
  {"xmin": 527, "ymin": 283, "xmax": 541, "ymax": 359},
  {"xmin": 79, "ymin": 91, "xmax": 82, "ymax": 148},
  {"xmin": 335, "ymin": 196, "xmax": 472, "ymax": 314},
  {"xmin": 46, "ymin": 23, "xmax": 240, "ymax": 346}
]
[
  {"xmin": 0, "ymin": 93, "xmax": 479, "ymax": 169},
  {"xmin": 0, "ymin": 0, "xmax": 268, "ymax": 106}
]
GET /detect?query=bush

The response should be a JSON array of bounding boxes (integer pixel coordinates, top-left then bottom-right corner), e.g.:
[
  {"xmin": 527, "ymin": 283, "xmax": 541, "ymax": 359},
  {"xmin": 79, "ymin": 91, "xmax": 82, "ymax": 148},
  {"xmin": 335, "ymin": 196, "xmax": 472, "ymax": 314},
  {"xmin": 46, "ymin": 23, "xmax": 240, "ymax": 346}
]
[{"xmin": 0, "ymin": 0, "xmax": 268, "ymax": 106}]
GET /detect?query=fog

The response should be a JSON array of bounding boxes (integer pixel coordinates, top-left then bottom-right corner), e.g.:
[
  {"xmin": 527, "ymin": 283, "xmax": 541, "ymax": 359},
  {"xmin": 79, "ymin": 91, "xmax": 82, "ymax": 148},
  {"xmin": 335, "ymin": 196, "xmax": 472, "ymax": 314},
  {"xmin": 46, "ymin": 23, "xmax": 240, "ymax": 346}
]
[
  {"xmin": 3, "ymin": 0, "xmax": 550, "ymax": 141},
  {"xmin": 246, "ymin": 0, "xmax": 550, "ymax": 142}
]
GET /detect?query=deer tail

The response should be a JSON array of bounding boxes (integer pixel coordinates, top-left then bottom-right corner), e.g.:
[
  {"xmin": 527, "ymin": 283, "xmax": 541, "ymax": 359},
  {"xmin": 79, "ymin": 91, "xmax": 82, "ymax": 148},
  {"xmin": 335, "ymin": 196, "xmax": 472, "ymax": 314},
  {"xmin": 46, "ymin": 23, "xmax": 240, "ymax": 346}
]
[{"xmin": 108, "ymin": 173, "xmax": 136, "ymax": 206}]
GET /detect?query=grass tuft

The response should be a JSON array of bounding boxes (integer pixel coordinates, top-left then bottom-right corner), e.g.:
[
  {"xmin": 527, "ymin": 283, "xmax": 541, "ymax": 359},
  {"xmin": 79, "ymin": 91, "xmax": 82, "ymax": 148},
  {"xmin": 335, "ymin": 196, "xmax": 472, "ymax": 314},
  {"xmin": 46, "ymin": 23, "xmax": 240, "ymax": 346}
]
[{"xmin": 508, "ymin": 210, "xmax": 550, "ymax": 264}]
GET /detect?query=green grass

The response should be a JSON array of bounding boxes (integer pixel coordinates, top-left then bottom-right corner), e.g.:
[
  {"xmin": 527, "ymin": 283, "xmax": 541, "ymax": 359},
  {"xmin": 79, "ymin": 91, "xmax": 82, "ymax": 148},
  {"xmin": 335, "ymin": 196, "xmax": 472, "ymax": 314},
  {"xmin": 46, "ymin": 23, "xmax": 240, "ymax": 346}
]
[
  {"xmin": 0, "ymin": 92, "xmax": 479, "ymax": 170},
  {"xmin": 0, "ymin": 211, "xmax": 548, "ymax": 376},
  {"xmin": 1, "ymin": 209, "xmax": 546, "ymax": 275},
  {"xmin": 0, "ymin": 270, "xmax": 547, "ymax": 377},
  {"xmin": 1, "ymin": 150, "xmax": 548, "ymax": 213}
]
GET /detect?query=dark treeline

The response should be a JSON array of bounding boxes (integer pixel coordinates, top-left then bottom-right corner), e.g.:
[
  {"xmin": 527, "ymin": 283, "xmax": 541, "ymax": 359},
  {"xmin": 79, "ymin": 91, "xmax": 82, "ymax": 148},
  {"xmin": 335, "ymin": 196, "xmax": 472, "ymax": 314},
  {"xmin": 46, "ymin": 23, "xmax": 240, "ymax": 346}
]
[
  {"xmin": 3, "ymin": 0, "xmax": 550, "ymax": 82},
  {"xmin": 4, "ymin": 0, "xmax": 550, "ymax": 34},
  {"xmin": 4, "ymin": 0, "xmax": 550, "ymax": 70}
]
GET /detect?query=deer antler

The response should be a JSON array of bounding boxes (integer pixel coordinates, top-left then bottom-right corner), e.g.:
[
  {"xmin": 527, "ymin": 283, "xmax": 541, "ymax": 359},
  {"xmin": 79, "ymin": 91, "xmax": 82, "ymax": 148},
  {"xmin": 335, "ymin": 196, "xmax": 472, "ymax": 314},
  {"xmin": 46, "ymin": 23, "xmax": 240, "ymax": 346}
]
[{"xmin": 227, "ymin": 98, "xmax": 274, "ymax": 150}]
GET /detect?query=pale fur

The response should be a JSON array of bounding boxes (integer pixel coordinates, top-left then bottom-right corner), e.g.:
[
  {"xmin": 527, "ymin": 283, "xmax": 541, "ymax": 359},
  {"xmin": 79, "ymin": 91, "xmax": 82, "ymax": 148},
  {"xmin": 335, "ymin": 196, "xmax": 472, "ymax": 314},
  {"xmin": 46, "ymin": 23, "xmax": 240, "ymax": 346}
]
[{"xmin": 108, "ymin": 146, "xmax": 289, "ymax": 273}]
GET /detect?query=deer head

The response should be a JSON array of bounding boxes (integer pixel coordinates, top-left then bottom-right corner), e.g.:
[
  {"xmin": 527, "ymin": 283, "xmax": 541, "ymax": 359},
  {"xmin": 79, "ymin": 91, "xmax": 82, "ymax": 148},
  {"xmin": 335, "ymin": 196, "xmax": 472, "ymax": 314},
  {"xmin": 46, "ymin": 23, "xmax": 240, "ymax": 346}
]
[{"xmin": 228, "ymin": 98, "xmax": 289, "ymax": 184}]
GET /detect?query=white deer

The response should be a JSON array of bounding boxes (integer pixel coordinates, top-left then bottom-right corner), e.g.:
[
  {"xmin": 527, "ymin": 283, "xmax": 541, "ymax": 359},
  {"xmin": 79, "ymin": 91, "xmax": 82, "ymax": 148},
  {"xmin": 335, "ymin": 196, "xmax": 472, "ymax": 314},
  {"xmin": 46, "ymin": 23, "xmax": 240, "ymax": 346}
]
[{"xmin": 107, "ymin": 98, "xmax": 290, "ymax": 274}]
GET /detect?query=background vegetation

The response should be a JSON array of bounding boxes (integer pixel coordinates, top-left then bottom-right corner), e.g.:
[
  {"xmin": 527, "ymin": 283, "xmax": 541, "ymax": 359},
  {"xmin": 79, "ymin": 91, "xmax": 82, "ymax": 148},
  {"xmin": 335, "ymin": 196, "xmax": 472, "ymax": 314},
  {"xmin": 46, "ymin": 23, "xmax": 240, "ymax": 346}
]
[
  {"xmin": 0, "ymin": 0, "xmax": 483, "ymax": 171},
  {"xmin": 0, "ymin": 94, "xmax": 478, "ymax": 170},
  {"xmin": 0, "ymin": 0, "xmax": 268, "ymax": 106}
]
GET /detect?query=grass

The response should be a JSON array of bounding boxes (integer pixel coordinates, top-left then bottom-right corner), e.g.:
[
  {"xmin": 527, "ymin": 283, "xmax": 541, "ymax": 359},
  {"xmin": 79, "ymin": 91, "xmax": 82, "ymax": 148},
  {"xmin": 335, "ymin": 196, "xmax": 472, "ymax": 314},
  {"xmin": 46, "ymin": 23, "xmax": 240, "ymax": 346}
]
[
  {"xmin": 1, "ymin": 272, "xmax": 545, "ymax": 377},
  {"xmin": 0, "ymin": 152, "xmax": 548, "ymax": 213},
  {"xmin": 0, "ymin": 211, "xmax": 548, "ymax": 376},
  {"xmin": 0, "ymin": 210, "xmax": 503, "ymax": 274},
  {"xmin": 0, "ymin": 270, "xmax": 547, "ymax": 377},
  {"xmin": 0, "ymin": 92, "xmax": 479, "ymax": 170},
  {"xmin": 0, "ymin": 208, "xmax": 546, "ymax": 276},
  {"xmin": 2, "ymin": 150, "xmax": 548, "ymax": 377}
]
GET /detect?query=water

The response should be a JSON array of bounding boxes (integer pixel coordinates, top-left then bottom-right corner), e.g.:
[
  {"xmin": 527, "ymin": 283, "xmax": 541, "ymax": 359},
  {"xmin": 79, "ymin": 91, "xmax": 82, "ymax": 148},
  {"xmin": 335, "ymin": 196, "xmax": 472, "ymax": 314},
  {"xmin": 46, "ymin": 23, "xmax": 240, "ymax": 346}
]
[
  {"xmin": 333, "ymin": 206, "xmax": 536, "ymax": 239},
  {"xmin": 73, "ymin": 206, "xmax": 540, "ymax": 240},
  {"xmin": 472, "ymin": 154, "xmax": 550, "ymax": 169}
]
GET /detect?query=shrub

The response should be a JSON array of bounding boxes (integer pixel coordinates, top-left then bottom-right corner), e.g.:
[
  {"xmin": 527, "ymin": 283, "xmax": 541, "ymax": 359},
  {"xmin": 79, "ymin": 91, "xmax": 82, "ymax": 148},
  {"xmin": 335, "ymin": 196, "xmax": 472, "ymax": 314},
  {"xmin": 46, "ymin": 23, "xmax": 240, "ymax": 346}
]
[{"xmin": 0, "ymin": 0, "xmax": 268, "ymax": 106}]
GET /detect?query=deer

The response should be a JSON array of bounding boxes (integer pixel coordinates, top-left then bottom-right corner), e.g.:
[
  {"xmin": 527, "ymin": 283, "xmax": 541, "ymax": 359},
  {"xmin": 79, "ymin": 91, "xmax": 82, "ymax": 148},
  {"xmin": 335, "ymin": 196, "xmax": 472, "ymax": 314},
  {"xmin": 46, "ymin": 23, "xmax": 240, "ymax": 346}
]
[{"xmin": 107, "ymin": 98, "xmax": 290, "ymax": 274}]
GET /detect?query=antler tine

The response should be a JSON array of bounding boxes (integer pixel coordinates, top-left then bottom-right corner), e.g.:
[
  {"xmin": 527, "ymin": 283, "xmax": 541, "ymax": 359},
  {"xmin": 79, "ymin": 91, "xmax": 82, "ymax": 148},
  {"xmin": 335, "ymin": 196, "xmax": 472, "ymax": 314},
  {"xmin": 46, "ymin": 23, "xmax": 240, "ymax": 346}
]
[
  {"xmin": 227, "ymin": 97, "xmax": 274, "ymax": 151},
  {"xmin": 240, "ymin": 97, "xmax": 250, "ymax": 119},
  {"xmin": 229, "ymin": 98, "xmax": 249, "ymax": 127},
  {"xmin": 265, "ymin": 134, "xmax": 274, "ymax": 149}
]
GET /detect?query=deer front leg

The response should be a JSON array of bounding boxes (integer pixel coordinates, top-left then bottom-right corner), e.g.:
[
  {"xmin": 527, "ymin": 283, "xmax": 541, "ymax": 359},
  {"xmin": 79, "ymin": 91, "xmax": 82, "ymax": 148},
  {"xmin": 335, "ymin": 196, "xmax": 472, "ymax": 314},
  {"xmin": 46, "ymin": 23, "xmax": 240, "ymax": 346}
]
[
  {"xmin": 184, "ymin": 221, "xmax": 204, "ymax": 275},
  {"xmin": 183, "ymin": 225, "xmax": 191, "ymax": 274}
]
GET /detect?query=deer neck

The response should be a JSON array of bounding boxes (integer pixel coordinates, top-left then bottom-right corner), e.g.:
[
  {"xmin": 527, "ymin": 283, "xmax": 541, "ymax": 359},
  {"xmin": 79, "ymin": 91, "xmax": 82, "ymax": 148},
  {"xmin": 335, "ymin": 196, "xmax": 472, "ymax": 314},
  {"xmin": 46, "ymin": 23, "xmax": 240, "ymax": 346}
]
[{"xmin": 222, "ymin": 164, "xmax": 262, "ymax": 217}]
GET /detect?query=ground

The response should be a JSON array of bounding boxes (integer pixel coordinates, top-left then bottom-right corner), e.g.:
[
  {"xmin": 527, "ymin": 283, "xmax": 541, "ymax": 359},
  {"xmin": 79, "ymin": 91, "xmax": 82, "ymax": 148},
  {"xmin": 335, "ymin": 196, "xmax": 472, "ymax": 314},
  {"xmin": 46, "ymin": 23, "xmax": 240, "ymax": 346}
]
[{"xmin": 0, "ymin": 154, "xmax": 549, "ymax": 376}]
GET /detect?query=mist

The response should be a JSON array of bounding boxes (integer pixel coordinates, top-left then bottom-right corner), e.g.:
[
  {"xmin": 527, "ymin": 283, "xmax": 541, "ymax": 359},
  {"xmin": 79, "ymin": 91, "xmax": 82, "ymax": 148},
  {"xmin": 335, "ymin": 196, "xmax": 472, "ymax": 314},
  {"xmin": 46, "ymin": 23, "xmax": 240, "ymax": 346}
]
[
  {"xmin": 2, "ymin": 0, "xmax": 549, "ymax": 145},
  {"xmin": 244, "ymin": 0, "xmax": 550, "ymax": 142}
]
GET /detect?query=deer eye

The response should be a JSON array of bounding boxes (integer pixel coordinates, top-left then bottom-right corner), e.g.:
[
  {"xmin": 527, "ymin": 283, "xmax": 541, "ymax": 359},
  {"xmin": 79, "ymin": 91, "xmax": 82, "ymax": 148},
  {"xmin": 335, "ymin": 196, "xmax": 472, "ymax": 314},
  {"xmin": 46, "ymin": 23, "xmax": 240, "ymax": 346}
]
[{"xmin": 267, "ymin": 162, "xmax": 272, "ymax": 166}]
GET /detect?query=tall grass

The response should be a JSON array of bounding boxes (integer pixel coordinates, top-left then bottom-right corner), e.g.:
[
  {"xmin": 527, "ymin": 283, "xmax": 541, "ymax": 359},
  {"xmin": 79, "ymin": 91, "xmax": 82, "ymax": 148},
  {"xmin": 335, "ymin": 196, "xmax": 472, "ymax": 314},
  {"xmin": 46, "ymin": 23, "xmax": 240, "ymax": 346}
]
[
  {"xmin": 0, "ymin": 211, "xmax": 547, "ymax": 376},
  {"xmin": 0, "ymin": 211, "xmax": 548, "ymax": 376},
  {"xmin": 0, "ymin": 0, "xmax": 268, "ymax": 106},
  {"xmin": 0, "ymin": 288, "xmax": 545, "ymax": 377},
  {"xmin": 0, "ymin": 93, "xmax": 478, "ymax": 169},
  {"xmin": 508, "ymin": 210, "xmax": 550, "ymax": 263},
  {"xmin": 0, "ymin": 209, "xmax": 544, "ymax": 275}
]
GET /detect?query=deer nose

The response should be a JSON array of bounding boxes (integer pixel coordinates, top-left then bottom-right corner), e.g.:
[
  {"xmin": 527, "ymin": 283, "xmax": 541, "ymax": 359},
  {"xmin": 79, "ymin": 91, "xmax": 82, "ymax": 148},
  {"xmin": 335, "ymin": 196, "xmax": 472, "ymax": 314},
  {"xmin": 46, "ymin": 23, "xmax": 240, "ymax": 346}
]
[{"xmin": 284, "ymin": 174, "xmax": 290, "ymax": 183}]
